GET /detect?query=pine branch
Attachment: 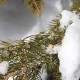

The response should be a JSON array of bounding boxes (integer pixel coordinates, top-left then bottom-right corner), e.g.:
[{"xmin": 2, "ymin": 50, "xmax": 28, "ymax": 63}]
[
  {"xmin": 33, "ymin": 0, "xmax": 41, "ymax": 16},
  {"xmin": 0, "ymin": 0, "xmax": 6, "ymax": 5},
  {"xmin": 24, "ymin": 0, "xmax": 43, "ymax": 15},
  {"xmin": 71, "ymin": 0, "xmax": 80, "ymax": 12},
  {"xmin": 0, "ymin": 0, "xmax": 43, "ymax": 15},
  {"xmin": 0, "ymin": 16, "xmax": 63, "ymax": 80},
  {"xmin": 0, "ymin": 0, "xmax": 79, "ymax": 80}
]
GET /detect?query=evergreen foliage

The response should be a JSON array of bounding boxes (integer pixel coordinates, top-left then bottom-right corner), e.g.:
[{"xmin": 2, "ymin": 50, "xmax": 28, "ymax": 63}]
[
  {"xmin": 71, "ymin": 0, "xmax": 80, "ymax": 12},
  {"xmin": 0, "ymin": 17, "xmax": 64, "ymax": 80},
  {"xmin": 24, "ymin": 0, "xmax": 43, "ymax": 15},
  {"xmin": 0, "ymin": 0, "xmax": 79, "ymax": 80}
]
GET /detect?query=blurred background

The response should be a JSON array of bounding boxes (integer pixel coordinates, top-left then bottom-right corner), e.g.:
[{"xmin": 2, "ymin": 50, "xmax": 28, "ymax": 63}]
[{"xmin": 0, "ymin": 0, "xmax": 71, "ymax": 41}]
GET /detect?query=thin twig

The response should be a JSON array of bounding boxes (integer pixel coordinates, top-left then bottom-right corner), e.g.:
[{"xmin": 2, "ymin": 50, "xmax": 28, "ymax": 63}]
[
  {"xmin": 33, "ymin": 0, "xmax": 41, "ymax": 15},
  {"xmin": 4, "ymin": 67, "xmax": 27, "ymax": 79}
]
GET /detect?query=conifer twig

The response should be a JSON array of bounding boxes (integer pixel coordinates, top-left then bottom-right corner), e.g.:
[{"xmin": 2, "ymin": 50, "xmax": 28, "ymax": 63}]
[{"xmin": 33, "ymin": 0, "xmax": 41, "ymax": 15}]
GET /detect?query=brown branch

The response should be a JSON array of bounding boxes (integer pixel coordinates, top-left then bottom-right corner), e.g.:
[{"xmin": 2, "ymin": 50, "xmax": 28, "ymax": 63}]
[
  {"xmin": 0, "ymin": 0, "xmax": 6, "ymax": 5},
  {"xmin": 3, "ymin": 71, "xmax": 18, "ymax": 79},
  {"xmin": 4, "ymin": 67, "xmax": 27, "ymax": 79},
  {"xmin": 33, "ymin": 0, "xmax": 41, "ymax": 16}
]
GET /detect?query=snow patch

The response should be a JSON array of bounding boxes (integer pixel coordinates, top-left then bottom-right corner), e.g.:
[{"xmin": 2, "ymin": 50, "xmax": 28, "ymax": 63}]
[
  {"xmin": 8, "ymin": 77, "xmax": 13, "ymax": 80},
  {"xmin": 52, "ymin": 45, "xmax": 61, "ymax": 54},
  {"xmin": 46, "ymin": 44, "xmax": 61, "ymax": 54},
  {"xmin": 58, "ymin": 10, "xmax": 80, "ymax": 80},
  {"xmin": 0, "ymin": 61, "xmax": 9, "ymax": 75},
  {"xmin": 60, "ymin": 10, "xmax": 79, "ymax": 28},
  {"xmin": 41, "ymin": 69, "xmax": 48, "ymax": 80}
]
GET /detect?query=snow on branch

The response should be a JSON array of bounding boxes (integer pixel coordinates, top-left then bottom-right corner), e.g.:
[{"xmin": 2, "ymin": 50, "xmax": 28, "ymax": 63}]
[{"xmin": 59, "ymin": 10, "xmax": 80, "ymax": 80}]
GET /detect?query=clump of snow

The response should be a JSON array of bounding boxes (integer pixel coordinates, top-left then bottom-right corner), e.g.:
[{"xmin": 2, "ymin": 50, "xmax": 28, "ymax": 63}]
[
  {"xmin": 58, "ymin": 10, "xmax": 80, "ymax": 80},
  {"xmin": 46, "ymin": 44, "xmax": 61, "ymax": 54},
  {"xmin": 8, "ymin": 77, "xmax": 13, "ymax": 80},
  {"xmin": 60, "ymin": 10, "xmax": 79, "ymax": 28},
  {"xmin": 52, "ymin": 45, "xmax": 61, "ymax": 54},
  {"xmin": 46, "ymin": 44, "xmax": 54, "ymax": 54},
  {"xmin": 0, "ymin": 61, "xmax": 9, "ymax": 75},
  {"xmin": 40, "ymin": 69, "xmax": 48, "ymax": 80}
]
